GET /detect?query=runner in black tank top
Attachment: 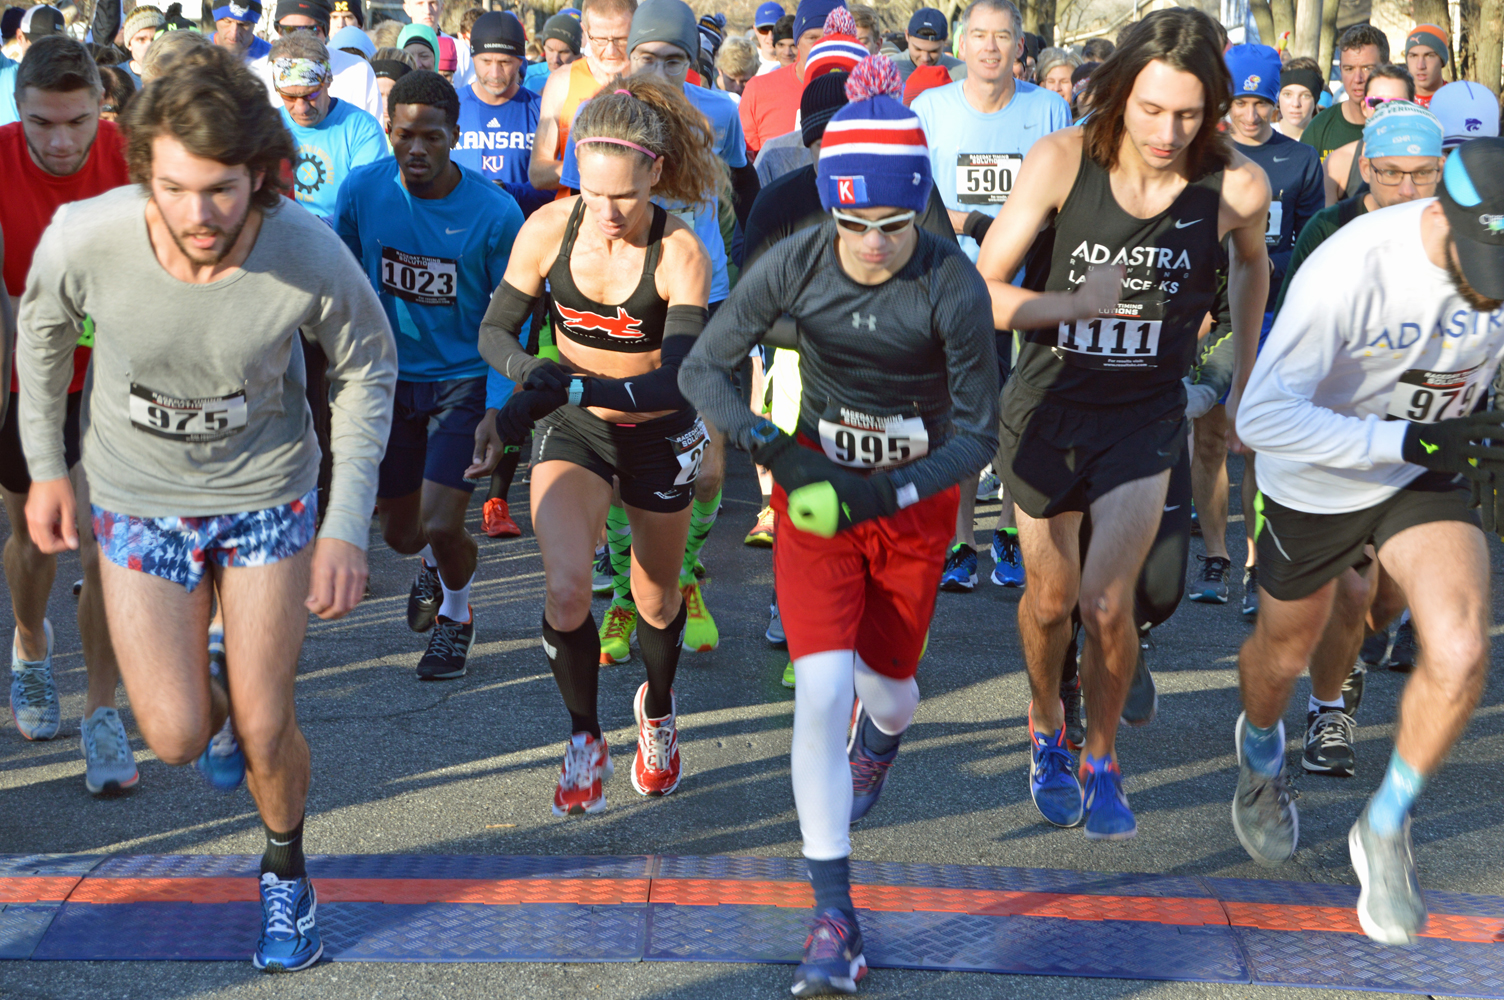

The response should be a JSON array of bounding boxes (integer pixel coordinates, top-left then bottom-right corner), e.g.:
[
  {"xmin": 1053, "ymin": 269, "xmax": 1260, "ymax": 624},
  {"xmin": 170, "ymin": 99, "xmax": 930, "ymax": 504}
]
[
  {"xmin": 472, "ymin": 77, "xmax": 715, "ymax": 819},
  {"xmin": 974, "ymin": 8, "xmax": 1273, "ymax": 843}
]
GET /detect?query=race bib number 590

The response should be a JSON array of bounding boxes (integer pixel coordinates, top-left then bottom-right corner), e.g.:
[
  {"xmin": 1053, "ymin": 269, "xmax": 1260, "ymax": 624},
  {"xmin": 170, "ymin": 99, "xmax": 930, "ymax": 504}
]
[
  {"xmin": 381, "ymin": 247, "xmax": 457, "ymax": 306},
  {"xmin": 129, "ymin": 384, "xmax": 247, "ymax": 441},
  {"xmin": 955, "ymin": 153, "xmax": 1022, "ymax": 205},
  {"xmin": 1057, "ymin": 301, "xmax": 1164, "ymax": 370}
]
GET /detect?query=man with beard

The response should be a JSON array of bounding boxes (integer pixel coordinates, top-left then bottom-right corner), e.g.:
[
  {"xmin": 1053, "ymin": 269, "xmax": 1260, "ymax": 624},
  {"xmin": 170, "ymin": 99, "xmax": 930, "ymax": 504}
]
[
  {"xmin": 0, "ymin": 35, "xmax": 133, "ymax": 797},
  {"xmin": 1230, "ymin": 137, "xmax": 1504, "ymax": 948},
  {"xmin": 453, "ymin": 12, "xmax": 548, "ymax": 216},
  {"xmin": 18, "ymin": 45, "xmax": 396, "ymax": 971}
]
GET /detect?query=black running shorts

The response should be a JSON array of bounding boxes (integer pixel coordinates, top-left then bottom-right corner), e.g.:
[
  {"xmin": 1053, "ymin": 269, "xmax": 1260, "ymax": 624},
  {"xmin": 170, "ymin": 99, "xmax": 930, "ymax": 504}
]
[
  {"xmin": 1253, "ymin": 472, "xmax": 1477, "ymax": 602},
  {"xmin": 533, "ymin": 405, "xmax": 703, "ymax": 513},
  {"xmin": 0, "ymin": 390, "xmax": 82, "ymax": 494}
]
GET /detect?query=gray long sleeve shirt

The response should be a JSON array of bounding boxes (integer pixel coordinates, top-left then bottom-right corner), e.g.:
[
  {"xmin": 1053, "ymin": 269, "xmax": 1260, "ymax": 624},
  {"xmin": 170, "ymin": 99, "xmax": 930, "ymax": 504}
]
[
  {"xmin": 18, "ymin": 187, "xmax": 398, "ymax": 550},
  {"xmin": 681, "ymin": 222, "xmax": 999, "ymax": 503}
]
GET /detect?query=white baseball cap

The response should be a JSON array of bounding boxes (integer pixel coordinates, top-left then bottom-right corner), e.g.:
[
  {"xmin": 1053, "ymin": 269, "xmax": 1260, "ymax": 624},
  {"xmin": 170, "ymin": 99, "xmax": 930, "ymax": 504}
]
[{"xmin": 1429, "ymin": 81, "xmax": 1501, "ymax": 150}]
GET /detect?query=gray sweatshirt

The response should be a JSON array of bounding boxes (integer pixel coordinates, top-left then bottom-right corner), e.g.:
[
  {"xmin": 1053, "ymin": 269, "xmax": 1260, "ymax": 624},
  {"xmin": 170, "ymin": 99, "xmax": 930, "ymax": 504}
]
[{"xmin": 18, "ymin": 187, "xmax": 398, "ymax": 551}]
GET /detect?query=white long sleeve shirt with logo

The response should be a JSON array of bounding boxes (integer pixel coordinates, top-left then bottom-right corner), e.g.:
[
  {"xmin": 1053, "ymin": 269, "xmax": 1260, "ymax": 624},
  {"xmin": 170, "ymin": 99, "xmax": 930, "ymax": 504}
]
[{"xmin": 1238, "ymin": 198, "xmax": 1504, "ymax": 514}]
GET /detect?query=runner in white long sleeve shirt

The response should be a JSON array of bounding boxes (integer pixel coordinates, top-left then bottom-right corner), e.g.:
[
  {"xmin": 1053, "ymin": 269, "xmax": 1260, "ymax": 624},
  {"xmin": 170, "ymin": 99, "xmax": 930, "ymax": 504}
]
[{"xmin": 1230, "ymin": 138, "xmax": 1504, "ymax": 948}]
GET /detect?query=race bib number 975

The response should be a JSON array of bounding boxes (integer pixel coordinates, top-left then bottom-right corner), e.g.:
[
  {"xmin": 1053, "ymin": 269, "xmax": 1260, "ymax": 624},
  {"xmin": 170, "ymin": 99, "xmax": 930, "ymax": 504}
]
[
  {"xmin": 817, "ymin": 405, "xmax": 929, "ymax": 469},
  {"xmin": 1386, "ymin": 364, "xmax": 1486, "ymax": 424},
  {"xmin": 955, "ymin": 153, "xmax": 1022, "ymax": 205},
  {"xmin": 129, "ymin": 384, "xmax": 247, "ymax": 441},
  {"xmin": 381, "ymin": 247, "xmax": 457, "ymax": 307}
]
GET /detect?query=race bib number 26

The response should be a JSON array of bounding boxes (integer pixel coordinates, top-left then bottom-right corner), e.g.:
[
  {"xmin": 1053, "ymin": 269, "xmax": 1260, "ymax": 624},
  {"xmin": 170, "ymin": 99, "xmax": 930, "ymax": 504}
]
[
  {"xmin": 668, "ymin": 419, "xmax": 710, "ymax": 486},
  {"xmin": 1057, "ymin": 301, "xmax": 1164, "ymax": 370},
  {"xmin": 129, "ymin": 384, "xmax": 247, "ymax": 441}
]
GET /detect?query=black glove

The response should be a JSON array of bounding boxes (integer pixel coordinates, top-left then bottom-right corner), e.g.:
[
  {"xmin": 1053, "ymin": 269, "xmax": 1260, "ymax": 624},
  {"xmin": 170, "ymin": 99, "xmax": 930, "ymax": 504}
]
[
  {"xmin": 1401, "ymin": 410, "xmax": 1504, "ymax": 475},
  {"xmin": 496, "ymin": 388, "xmax": 565, "ymax": 443},
  {"xmin": 522, "ymin": 359, "xmax": 572, "ymax": 394},
  {"xmin": 748, "ymin": 423, "xmax": 899, "ymax": 535},
  {"xmin": 1470, "ymin": 460, "xmax": 1504, "ymax": 535}
]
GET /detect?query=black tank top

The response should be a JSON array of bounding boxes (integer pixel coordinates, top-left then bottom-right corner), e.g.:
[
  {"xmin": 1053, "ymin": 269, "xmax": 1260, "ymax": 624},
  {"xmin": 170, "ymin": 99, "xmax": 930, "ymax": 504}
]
[
  {"xmin": 548, "ymin": 200, "xmax": 670, "ymax": 355},
  {"xmin": 1016, "ymin": 152, "xmax": 1224, "ymax": 407}
]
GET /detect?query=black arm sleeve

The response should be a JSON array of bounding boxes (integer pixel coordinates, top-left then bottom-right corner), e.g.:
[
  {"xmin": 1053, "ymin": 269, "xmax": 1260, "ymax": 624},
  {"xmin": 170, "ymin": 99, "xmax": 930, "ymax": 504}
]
[
  {"xmin": 478, "ymin": 280, "xmax": 546, "ymax": 385},
  {"xmin": 962, "ymin": 211, "xmax": 992, "ymax": 246},
  {"xmin": 730, "ymin": 163, "xmax": 761, "ymax": 230},
  {"xmin": 579, "ymin": 305, "xmax": 704, "ymax": 411}
]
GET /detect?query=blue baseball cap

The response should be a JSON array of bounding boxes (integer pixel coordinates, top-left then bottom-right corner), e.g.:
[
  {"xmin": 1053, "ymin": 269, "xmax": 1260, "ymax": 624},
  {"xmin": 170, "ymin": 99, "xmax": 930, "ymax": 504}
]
[
  {"xmin": 1439, "ymin": 138, "xmax": 1504, "ymax": 299},
  {"xmin": 1225, "ymin": 43, "xmax": 1280, "ymax": 104},
  {"xmin": 755, "ymin": 1, "xmax": 783, "ymax": 28},
  {"xmin": 906, "ymin": 7, "xmax": 946, "ymax": 40}
]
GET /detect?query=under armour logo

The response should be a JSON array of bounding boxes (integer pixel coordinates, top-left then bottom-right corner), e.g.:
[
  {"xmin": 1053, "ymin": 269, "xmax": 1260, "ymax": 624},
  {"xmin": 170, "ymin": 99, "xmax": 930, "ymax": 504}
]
[{"xmin": 852, "ymin": 312, "xmax": 876, "ymax": 331}]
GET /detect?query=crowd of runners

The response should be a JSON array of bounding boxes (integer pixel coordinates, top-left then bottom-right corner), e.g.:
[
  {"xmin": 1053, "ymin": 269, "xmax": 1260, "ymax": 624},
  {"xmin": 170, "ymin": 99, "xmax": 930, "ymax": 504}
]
[{"xmin": 3, "ymin": 0, "xmax": 1504, "ymax": 990}]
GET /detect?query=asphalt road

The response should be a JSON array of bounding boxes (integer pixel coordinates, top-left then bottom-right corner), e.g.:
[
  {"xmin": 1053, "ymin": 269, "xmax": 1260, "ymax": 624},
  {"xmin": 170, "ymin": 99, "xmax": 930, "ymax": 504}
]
[{"xmin": 3, "ymin": 453, "xmax": 1503, "ymax": 1000}]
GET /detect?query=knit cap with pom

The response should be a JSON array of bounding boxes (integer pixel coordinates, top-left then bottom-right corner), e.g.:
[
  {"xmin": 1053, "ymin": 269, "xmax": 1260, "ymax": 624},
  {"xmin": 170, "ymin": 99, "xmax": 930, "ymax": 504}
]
[
  {"xmin": 817, "ymin": 55, "xmax": 930, "ymax": 213},
  {"xmin": 805, "ymin": 6, "xmax": 867, "ymax": 78}
]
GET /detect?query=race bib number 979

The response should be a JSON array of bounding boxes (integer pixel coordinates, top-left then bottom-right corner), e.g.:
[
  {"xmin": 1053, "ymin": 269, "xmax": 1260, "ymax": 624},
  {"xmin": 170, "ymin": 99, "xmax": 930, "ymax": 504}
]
[
  {"xmin": 955, "ymin": 153, "xmax": 1022, "ymax": 205},
  {"xmin": 381, "ymin": 247, "xmax": 457, "ymax": 307},
  {"xmin": 129, "ymin": 383, "xmax": 247, "ymax": 441},
  {"xmin": 1057, "ymin": 301, "xmax": 1164, "ymax": 370},
  {"xmin": 1386, "ymin": 364, "xmax": 1486, "ymax": 424}
]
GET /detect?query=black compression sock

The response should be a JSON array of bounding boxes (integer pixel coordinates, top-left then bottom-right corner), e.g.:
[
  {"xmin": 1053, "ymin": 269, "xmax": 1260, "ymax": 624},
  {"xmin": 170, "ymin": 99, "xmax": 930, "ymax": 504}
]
[
  {"xmin": 261, "ymin": 817, "xmax": 306, "ymax": 879},
  {"xmin": 807, "ymin": 857, "xmax": 856, "ymax": 922},
  {"xmin": 635, "ymin": 600, "xmax": 687, "ymax": 719},
  {"xmin": 488, "ymin": 444, "xmax": 523, "ymax": 501},
  {"xmin": 543, "ymin": 611, "xmax": 601, "ymax": 738}
]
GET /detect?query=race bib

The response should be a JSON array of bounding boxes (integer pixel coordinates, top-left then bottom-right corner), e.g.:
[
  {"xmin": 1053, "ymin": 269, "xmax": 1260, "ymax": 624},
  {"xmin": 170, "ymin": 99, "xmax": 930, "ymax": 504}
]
[
  {"xmin": 955, "ymin": 153, "xmax": 1022, "ymax": 205},
  {"xmin": 1265, "ymin": 201, "xmax": 1283, "ymax": 242},
  {"xmin": 1057, "ymin": 302, "xmax": 1165, "ymax": 370},
  {"xmin": 817, "ymin": 403, "xmax": 929, "ymax": 469},
  {"xmin": 668, "ymin": 419, "xmax": 709, "ymax": 486},
  {"xmin": 1386, "ymin": 364, "xmax": 1487, "ymax": 424},
  {"xmin": 128, "ymin": 383, "xmax": 247, "ymax": 441},
  {"xmin": 381, "ymin": 247, "xmax": 457, "ymax": 307}
]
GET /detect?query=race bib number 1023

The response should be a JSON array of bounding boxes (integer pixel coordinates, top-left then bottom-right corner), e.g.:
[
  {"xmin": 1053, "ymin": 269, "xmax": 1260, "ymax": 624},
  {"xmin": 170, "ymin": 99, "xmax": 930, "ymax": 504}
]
[
  {"xmin": 955, "ymin": 153, "xmax": 1023, "ymax": 205},
  {"xmin": 381, "ymin": 247, "xmax": 458, "ymax": 307}
]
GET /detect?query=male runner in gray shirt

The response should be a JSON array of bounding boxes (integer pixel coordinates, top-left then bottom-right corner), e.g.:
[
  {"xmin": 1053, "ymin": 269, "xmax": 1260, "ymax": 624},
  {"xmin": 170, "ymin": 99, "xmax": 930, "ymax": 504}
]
[{"xmin": 17, "ymin": 48, "xmax": 396, "ymax": 973}]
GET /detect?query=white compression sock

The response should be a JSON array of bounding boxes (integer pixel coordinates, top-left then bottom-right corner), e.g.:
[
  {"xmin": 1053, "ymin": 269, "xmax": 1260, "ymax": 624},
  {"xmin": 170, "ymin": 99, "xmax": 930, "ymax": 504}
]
[
  {"xmin": 791, "ymin": 650, "xmax": 856, "ymax": 861},
  {"xmin": 854, "ymin": 653, "xmax": 919, "ymax": 737},
  {"xmin": 438, "ymin": 573, "xmax": 473, "ymax": 621},
  {"xmin": 417, "ymin": 544, "xmax": 435, "ymax": 566}
]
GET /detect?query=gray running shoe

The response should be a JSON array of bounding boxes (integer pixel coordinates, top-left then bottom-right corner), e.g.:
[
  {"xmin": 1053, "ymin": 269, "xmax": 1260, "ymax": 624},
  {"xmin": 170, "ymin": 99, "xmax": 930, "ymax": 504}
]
[
  {"xmin": 1350, "ymin": 811, "xmax": 1426, "ymax": 945},
  {"xmin": 1120, "ymin": 639, "xmax": 1157, "ymax": 727},
  {"xmin": 11, "ymin": 620, "xmax": 60, "ymax": 741},
  {"xmin": 1241, "ymin": 567, "xmax": 1259, "ymax": 618},
  {"xmin": 1387, "ymin": 620, "xmax": 1417, "ymax": 673},
  {"xmin": 1232, "ymin": 713, "xmax": 1299, "ymax": 865},
  {"xmin": 765, "ymin": 600, "xmax": 786, "ymax": 647},
  {"xmin": 1341, "ymin": 663, "xmax": 1366, "ymax": 717},
  {"xmin": 82, "ymin": 707, "xmax": 139, "ymax": 796},
  {"xmin": 591, "ymin": 546, "xmax": 612, "ymax": 596}
]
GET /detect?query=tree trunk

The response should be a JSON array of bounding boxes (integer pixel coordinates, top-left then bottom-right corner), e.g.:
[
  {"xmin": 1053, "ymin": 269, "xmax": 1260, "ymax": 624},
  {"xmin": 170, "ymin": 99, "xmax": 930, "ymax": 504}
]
[
  {"xmin": 1248, "ymin": 0, "xmax": 1275, "ymax": 46},
  {"xmin": 1034, "ymin": 0, "xmax": 1056, "ymax": 45},
  {"xmin": 1317, "ymin": 0, "xmax": 1339, "ymax": 75},
  {"xmin": 1411, "ymin": 0, "xmax": 1453, "ymax": 54},
  {"xmin": 1269, "ymin": 0, "xmax": 1297, "ymax": 49},
  {"xmin": 1475, "ymin": 0, "xmax": 1504, "ymax": 95},
  {"xmin": 1292, "ymin": 0, "xmax": 1322, "ymax": 57}
]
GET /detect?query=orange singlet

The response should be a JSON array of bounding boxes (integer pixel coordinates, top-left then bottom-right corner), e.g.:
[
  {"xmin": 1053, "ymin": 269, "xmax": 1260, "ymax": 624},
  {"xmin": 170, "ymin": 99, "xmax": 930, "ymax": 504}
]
[{"xmin": 553, "ymin": 59, "xmax": 606, "ymax": 200}]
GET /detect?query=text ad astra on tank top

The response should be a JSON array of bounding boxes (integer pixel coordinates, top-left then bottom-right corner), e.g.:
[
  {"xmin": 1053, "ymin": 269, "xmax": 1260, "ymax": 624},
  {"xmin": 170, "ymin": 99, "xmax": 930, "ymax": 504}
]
[
  {"xmin": 1017, "ymin": 153, "xmax": 1224, "ymax": 407},
  {"xmin": 548, "ymin": 199, "xmax": 670, "ymax": 354}
]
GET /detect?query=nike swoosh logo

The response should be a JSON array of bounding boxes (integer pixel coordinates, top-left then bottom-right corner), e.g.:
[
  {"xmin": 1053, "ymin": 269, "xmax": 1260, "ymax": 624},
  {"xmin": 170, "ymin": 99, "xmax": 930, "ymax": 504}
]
[
  {"xmin": 623, "ymin": 382, "xmax": 637, "ymax": 407},
  {"xmin": 1272, "ymin": 155, "xmax": 1290, "ymax": 162},
  {"xmin": 1175, "ymin": 219, "xmax": 1201, "ymax": 229},
  {"xmin": 1163, "ymin": 505, "xmax": 1180, "ymax": 512},
  {"xmin": 269, "ymin": 838, "xmax": 295, "ymax": 846},
  {"xmin": 1422, "ymin": 440, "xmax": 1439, "ymax": 454},
  {"xmin": 446, "ymin": 227, "xmax": 466, "ymax": 235},
  {"xmin": 841, "ymin": 502, "xmax": 852, "ymax": 520}
]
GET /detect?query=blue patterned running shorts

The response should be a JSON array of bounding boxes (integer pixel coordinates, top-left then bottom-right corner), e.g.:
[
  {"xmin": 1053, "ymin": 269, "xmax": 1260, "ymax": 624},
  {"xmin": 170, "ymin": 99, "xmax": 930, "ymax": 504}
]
[{"xmin": 92, "ymin": 489, "xmax": 318, "ymax": 592}]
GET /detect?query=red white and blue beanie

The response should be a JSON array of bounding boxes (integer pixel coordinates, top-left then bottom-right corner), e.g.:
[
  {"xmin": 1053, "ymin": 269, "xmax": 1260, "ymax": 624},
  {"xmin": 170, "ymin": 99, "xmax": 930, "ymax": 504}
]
[
  {"xmin": 805, "ymin": 7, "xmax": 868, "ymax": 78},
  {"xmin": 817, "ymin": 55, "xmax": 931, "ymax": 214}
]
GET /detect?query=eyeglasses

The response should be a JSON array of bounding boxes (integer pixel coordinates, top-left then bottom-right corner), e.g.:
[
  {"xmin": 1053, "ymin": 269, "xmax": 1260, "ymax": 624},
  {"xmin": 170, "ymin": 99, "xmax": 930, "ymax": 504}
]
[
  {"xmin": 1363, "ymin": 96, "xmax": 1397, "ymax": 110},
  {"xmin": 755, "ymin": 23, "xmax": 774, "ymax": 32},
  {"xmin": 587, "ymin": 33, "xmax": 629, "ymax": 52},
  {"xmin": 832, "ymin": 209, "xmax": 916, "ymax": 235},
  {"xmin": 631, "ymin": 51, "xmax": 689, "ymax": 73},
  {"xmin": 1370, "ymin": 164, "xmax": 1440, "ymax": 185},
  {"xmin": 276, "ymin": 22, "xmax": 322, "ymax": 34},
  {"xmin": 277, "ymin": 85, "xmax": 326, "ymax": 105}
]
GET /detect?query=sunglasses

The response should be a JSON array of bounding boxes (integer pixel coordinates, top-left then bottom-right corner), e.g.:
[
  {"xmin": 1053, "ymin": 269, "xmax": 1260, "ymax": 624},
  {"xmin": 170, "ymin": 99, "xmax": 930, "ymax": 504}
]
[
  {"xmin": 276, "ymin": 22, "xmax": 323, "ymax": 34},
  {"xmin": 831, "ymin": 209, "xmax": 916, "ymax": 235},
  {"xmin": 277, "ymin": 85, "xmax": 326, "ymax": 104}
]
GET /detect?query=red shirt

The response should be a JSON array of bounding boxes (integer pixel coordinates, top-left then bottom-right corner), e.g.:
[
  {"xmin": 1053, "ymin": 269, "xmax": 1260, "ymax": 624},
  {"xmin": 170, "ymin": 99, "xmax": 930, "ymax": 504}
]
[
  {"xmin": 1413, "ymin": 92, "xmax": 1433, "ymax": 108},
  {"xmin": 738, "ymin": 63, "xmax": 802, "ymax": 155},
  {"xmin": 1, "ymin": 119, "xmax": 130, "ymax": 393}
]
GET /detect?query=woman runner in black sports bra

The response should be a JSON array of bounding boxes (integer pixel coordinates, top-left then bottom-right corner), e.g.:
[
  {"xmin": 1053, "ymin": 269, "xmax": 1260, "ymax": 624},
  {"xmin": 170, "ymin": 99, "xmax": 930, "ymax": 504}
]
[{"xmin": 474, "ymin": 75, "xmax": 717, "ymax": 818}]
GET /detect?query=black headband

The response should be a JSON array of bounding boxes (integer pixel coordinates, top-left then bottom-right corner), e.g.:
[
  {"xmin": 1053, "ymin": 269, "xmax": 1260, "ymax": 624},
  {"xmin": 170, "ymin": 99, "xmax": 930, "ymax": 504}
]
[{"xmin": 1279, "ymin": 67, "xmax": 1324, "ymax": 101}]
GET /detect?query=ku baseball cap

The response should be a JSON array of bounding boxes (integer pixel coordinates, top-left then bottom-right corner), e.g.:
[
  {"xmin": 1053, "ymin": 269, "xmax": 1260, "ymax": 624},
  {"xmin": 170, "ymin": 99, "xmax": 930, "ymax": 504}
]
[
  {"xmin": 755, "ymin": 1, "xmax": 783, "ymax": 28},
  {"xmin": 1438, "ymin": 138, "xmax": 1504, "ymax": 300}
]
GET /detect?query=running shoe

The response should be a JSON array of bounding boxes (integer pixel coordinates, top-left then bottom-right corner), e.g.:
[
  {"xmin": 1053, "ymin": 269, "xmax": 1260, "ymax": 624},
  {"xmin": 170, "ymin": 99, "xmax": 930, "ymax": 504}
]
[
  {"xmin": 591, "ymin": 546, "xmax": 613, "ymax": 595},
  {"xmin": 10, "ymin": 619, "xmax": 59, "ymax": 741},
  {"xmin": 1360, "ymin": 628, "xmax": 1390, "ymax": 667},
  {"xmin": 253, "ymin": 872, "xmax": 322, "ymax": 972},
  {"xmin": 1302, "ymin": 708, "xmax": 1356, "ymax": 777},
  {"xmin": 406, "ymin": 561, "xmax": 441, "ymax": 633},
  {"xmin": 1188, "ymin": 555, "xmax": 1231, "ymax": 604},
  {"xmin": 553, "ymin": 731, "xmax": 612, "ymax": 816},
  {"xmin": 482, "ymin": 497, "xmax": 522, "ymax": 538},
  {"xmin": 1081, "ymin": 756, "xmax": 1136, "ymax": 840},
  {"xmin": 417, "ymin": 611, "xmax": 474, "ymax": 680},
  {"xmin": 1060, "ymin": 675, "xmax": 1085, "ymax": 752},
  {"xmin": 71, "ymin": 579, "xmax": 83, "ymax": 597},
  {"xmin": 975, "ymin": 465, "xmax": 1000, "ymax": 501},
  {"xmin": 599, "ymin": 599, "xmax": 636, "ymax": 665},
  {"xmin": 939, "ymin": 543, "xmax": 978, "ymax": 593},
  {"xmin": 1350, "ymin": 811, "xmax": 1426, "ymax": 945},
  {"xmin": 989, "ymin": 530, "xmax": 1025, "ymax": 588},
  {"xmin": 692, "ymin": 557, "xmax": 707, "ymax": 579},
  {"xmin": 631, "ymin": 682, "xmax": 681, "ymax": 797},
  {"xmin": 744, "ymin": 505, "xmax": 776, "ymax": 547},
  {"xmin": 680, "ymin": 582, "xmax": 719, "ymax": 652},
  {"xmin": 208, "ymin": 625, "xmax": 227, "ymax": 682},
  {"xmin": 82, "ymin": 706, "xmax": 138, "ymax": 796},
  {"xmin": 848, "ymin": 700, "xmax": 900, "ymax": 821},
  {"xmin": 1241, "ymin": 566, "xmax": 1259, "ymax": 618},
  {"xmin": 791, "ymin": 908, "xmax": 867, "ymax": 997},
  {"xmin": 766, "ymin": 599, "xmax": 786, "ymax": 647},
  {"xmin": 782, "ymin": 662, "xmax": 796, "ymax": 689},
  {"xmin": 1120, "ymin": 641, "xmax": 1157, "ymax": 727},
  {"xmin": 1341, "ymin": 663, "xmax": 1366, "ymax": 717},
  {"xmin": 1028, "ymin": 703, "xmax": 1083, "ymax": 828},
  {"xmin": 1387, "ymin": 619, "xmax": 1417, "ymax": 673},
  {"xmin": 196, "ymin": 717, "xmax": 246, "ymax": 792},
  {"xmin": 1231, "ymin": 712, "xmax": 1298, "ymax": 865},
  {"xmin": 1189, "ymin": 506, "xmax": 1201, "ymax": 536}
]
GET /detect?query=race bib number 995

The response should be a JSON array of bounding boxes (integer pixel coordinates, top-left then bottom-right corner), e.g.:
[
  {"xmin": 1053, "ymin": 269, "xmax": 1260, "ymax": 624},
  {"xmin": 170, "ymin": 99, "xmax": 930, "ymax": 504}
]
[
  {"xmin": 1386, "ymin": 364, "xmax": 1486, "ymax": 424},
  {"xmin": 955, "ymin": 153, "xmax": 1022, "ymax": 205},
  {"xmin": 817, "ymin": 404, "xmax": 929, "ymax": 469},
  {"xmin": 381, "ymin": 247, "xmax": 457, "ymax": 307},
  {"xmin": 129, "ymin": 384, "xmax": 247, "ymax": 441},
  {"xmin": 1057, "ymin": 301, "xmax": 1164, "ymax": 370}
]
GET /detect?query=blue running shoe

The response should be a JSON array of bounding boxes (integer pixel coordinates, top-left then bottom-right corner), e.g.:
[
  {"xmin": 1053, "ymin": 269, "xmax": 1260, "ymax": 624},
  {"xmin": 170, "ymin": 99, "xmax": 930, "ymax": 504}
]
[
  {"xmin": 1028, "ymin": 703, "xmax": 1083, "ymax": 827},
  {"xmin": 989, "ymin": 530, "xmax": 1025, "ymax": 588},
  {"xmin": 11, "ymin": 619, "xmax": 59, "ymax": 741},
  {"xmin": 254, "ymin": 872, "xmax": 322, "ymax": 972},
  {"xmin": 848, "ymin": 700, "xmax": 900, "ymax": 821},
  {"xmin": 1082, "ymin": 756, "xmax": 1137, "ymax": 840},
  {"xmin": 939, "ymin": 543, "xmax": 977, "ymax": 593},
  {"xmin": 195, "ymin": 718, "xmax": 246, "ymax": 792},
  {"xmin": 791, "ymin": 908, "xmax": 867, "ymax": 996}
]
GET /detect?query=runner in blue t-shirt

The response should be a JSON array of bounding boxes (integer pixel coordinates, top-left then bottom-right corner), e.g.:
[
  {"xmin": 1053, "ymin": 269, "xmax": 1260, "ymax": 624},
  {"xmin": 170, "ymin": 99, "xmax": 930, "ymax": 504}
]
[
  {"xmin": 335, "ymin": 70, "xmax": 524, "ymax": 683},
  {"xmin": 452, "ymin": 12, "xmax": 551, "ymax": 217},
  {"xmin": 523, "ymin": 13, "xmax": 582, "ymax": 94},
  {"xmin": 271, "ymin": 35, "xmax": 390, "ymax": 222}
]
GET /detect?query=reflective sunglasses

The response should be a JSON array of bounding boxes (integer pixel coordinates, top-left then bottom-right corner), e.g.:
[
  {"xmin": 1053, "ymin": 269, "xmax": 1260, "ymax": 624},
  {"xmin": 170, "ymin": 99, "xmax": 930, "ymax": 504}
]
[{"xmin": 831, "ymin": 209, "xmax": 916, "ymax": 235}]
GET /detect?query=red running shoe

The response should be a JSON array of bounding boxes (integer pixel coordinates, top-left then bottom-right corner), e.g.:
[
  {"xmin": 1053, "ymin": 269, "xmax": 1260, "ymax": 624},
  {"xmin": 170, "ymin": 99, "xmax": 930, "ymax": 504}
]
[
  {"xmin": 552, "ymin": 732, "xmax": 612, "ymax": 817},
  {"xmin": 482, "ymin": 498, "xmax": 522, "ymax": 538},
  {"xmin": 631, "ymin": 682, "xmax": 681, "ymax": 797}
]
